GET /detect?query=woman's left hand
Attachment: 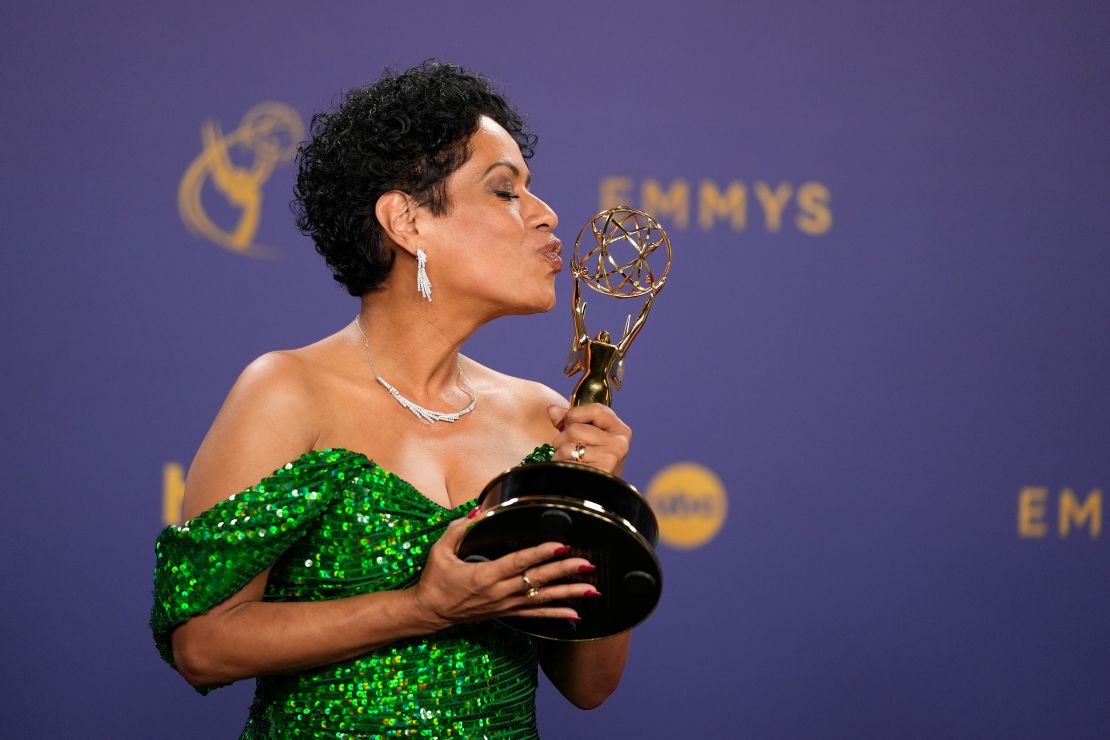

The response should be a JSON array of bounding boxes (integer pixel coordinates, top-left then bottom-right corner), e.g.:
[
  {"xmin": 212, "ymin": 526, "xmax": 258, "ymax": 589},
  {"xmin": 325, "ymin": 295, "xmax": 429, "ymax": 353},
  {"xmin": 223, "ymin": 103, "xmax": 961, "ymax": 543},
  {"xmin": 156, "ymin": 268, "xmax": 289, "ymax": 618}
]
[{"xmin": 546, "ymin": 404, "xmax": 632, "ymax": 477}]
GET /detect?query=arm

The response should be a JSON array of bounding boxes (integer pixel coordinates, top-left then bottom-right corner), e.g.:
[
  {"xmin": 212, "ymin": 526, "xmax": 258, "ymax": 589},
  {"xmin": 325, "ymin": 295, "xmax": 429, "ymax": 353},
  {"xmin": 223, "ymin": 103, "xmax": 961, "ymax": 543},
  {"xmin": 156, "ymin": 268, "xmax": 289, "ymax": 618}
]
[
  {"xmin": 169, "ymin": 354, "xmax": 597, "ymax": 689},
  {"xmin": 172, "ymin": 521, "xmax": 588, "ymax": 688},
  {"xmin": 171, "ymin": 351, "xmax": 424, "ymax": 686},
  {"xmin": 537, "ymin": 400, "xmax": 636, "ymax": 708},
  {"xmin": 539, "ymin": 633, "xmax": 631, "ymax": 710},
  {"xmin": 172, "ymin": 572, "xmax": 444, "ymax": 688}
]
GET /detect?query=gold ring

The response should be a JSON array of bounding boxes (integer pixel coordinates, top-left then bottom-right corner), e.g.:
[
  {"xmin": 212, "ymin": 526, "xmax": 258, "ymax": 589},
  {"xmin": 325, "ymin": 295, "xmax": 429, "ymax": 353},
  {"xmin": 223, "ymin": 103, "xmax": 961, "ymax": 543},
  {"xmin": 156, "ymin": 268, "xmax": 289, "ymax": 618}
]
[
  {"xmin": 522, "ymin": 572, "xmax": 540, "ymax": 599},
  {"xmin": 571, "ymin": 443, "xmax": 586, "ymax": 462}
]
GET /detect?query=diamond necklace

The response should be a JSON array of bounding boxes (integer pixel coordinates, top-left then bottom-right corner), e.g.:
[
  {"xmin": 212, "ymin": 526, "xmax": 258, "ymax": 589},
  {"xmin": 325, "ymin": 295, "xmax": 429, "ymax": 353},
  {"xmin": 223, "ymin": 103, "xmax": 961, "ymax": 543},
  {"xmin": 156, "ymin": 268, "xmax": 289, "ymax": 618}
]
[{"xmin": 354, "ymin": 317, "xmax": 477, "ymax": 424}]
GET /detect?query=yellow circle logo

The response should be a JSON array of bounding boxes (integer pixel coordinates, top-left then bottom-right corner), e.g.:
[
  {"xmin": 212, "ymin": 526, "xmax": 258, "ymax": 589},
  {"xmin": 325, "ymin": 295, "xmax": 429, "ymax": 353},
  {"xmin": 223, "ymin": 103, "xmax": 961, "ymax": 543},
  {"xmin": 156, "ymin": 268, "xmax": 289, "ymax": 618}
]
[{"xmin": 645, "ymin": 462, "xmax": 727, "ymax": 549}]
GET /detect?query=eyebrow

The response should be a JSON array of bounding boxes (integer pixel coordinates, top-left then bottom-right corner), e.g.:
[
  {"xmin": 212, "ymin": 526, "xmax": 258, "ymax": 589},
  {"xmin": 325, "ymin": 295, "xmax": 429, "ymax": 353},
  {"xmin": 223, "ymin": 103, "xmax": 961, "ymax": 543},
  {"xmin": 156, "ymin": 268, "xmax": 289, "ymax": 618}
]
[{"xmin": 482, "ymin": 159, "xmax": 532, "ymax": 188}]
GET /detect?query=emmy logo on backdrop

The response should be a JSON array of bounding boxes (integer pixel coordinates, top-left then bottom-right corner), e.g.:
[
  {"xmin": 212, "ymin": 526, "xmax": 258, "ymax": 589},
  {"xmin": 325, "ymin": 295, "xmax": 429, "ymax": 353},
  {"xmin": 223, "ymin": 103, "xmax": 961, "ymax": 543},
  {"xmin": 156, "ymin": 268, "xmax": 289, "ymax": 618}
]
[
  {"xmin": 458, "ymin": 207, "xmax": 672, "ymax": 641},
  {"xmin": 178, "ymin": 102, "xmax": 304, "ymax": 257}
]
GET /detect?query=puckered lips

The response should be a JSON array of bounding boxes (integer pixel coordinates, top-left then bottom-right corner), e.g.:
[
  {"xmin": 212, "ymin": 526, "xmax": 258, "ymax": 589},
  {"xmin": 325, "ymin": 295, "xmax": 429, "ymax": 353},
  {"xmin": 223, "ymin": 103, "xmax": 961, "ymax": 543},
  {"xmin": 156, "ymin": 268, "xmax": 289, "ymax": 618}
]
[{"xmin": 537, "ymin": 236, "xmax": 563, "ymax": 271}]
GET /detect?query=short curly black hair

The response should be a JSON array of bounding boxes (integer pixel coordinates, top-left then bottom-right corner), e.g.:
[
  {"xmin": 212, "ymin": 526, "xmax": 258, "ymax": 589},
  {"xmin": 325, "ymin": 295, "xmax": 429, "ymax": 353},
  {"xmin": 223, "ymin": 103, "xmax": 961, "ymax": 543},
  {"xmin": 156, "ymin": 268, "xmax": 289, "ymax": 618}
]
[{"xmin": 292, "ymin": 61, "xmax": 537, "ymax": 296}]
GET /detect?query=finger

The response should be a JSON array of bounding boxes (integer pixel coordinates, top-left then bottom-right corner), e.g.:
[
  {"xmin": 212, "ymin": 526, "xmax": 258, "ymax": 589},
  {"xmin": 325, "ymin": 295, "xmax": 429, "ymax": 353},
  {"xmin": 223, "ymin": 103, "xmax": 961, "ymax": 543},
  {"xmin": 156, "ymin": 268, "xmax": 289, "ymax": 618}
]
[
  {"xmin": 491, "ymin": 561, "xmax": 594, "ymax": 603},
  {"xmin": 557, "ymin": 422, "xmax": 612, "ymax": 448},
  {"xmin": 529, "ymin": 583, "xmax": 602, "ymax": 603},
  {"xmin": 502, "ymin": 606, "xmax": 581, "ymax": 620},
  {"xmin": 546, "ymin": 403, "xmax": 568, "ymax": 431},
  {"xmin": 442, "ymin": 515, "xmax": 474, "ymax": 555},
  {"xmin": 490, "ymin": 541, "xmax": 570, "ymax": 581},
  {"xmin": 552, "ymin": 426, "xmax": 627, "ymax": 465},
  {"xmin": 510, "ymin": 581, "xmax": 602, "ymax": 607},
  {"xmin": 562, "ymin": 403, "xmax": 630, "ymax": 435},
  {"xmin": 524, "ymin": 557, "xmax": 595, "ymax": 585}
]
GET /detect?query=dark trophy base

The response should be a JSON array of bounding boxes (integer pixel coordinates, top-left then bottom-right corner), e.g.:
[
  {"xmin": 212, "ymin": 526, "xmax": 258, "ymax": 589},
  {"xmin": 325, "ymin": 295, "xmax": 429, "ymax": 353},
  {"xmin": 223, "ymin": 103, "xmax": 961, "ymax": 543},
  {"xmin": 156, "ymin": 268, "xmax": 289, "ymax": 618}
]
[{"xmin": 456, "ymin": 461, "xmax": 662, "ymax": 641}]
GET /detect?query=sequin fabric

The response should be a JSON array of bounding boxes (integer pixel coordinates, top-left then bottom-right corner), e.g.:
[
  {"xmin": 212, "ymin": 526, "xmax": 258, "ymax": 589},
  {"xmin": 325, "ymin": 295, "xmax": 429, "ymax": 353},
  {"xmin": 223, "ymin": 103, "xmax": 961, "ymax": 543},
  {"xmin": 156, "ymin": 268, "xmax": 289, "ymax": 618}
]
[{"xmin": 151, "ymin": 445, "xmax": 555, "ymax": 739}]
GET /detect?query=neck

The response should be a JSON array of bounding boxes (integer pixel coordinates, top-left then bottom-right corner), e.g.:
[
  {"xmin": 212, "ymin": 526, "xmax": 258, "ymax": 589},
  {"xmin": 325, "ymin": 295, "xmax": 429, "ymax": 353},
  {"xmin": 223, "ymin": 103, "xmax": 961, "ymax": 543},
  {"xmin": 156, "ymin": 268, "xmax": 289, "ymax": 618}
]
[{"xmin": 354, "ymin": 268, "xmax": 486, "ymax": 406}]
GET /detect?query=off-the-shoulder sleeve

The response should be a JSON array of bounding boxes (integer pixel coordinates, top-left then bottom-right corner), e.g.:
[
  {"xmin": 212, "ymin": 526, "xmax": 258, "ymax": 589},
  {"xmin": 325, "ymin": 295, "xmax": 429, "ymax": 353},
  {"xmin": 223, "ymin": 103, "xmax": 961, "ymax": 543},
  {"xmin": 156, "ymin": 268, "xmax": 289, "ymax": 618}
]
[{"xmin": 149, "ymin": 450, "xmax": 352, "ymax": 682}]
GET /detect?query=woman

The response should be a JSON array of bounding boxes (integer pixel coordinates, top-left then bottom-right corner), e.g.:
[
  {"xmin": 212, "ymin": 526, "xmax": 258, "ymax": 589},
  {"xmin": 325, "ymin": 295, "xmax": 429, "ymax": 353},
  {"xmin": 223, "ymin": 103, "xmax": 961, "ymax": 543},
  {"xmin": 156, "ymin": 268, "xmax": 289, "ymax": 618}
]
[{"xmin": 151, "ymin": 62, "xmax": 634, "ymax": 738}]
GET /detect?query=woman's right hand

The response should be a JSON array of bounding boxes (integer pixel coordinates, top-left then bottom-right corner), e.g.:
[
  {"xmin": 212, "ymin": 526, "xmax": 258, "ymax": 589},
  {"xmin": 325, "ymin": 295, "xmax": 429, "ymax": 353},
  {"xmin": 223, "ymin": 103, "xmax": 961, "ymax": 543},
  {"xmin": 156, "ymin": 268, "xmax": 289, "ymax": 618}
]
[{"xmin": 410, "ymin": 515, "xmax": 599, "ymax": 629}]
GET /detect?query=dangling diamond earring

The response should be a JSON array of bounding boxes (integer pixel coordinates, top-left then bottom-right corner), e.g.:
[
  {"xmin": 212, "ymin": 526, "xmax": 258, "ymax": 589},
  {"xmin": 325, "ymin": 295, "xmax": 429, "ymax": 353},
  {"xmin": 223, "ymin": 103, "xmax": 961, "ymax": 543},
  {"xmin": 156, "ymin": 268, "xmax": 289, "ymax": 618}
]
[{"xmin": 416, "ymin": 248, "xmax": 433, "ymax": 302}]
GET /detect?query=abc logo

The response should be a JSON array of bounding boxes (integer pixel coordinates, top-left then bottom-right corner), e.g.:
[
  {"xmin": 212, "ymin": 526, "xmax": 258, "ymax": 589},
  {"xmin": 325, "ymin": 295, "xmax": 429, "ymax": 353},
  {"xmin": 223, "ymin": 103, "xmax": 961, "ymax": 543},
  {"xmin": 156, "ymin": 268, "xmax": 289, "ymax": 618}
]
[{"xmin": 645, "ymin": 463, "xmax": 727, "ymax": 549}]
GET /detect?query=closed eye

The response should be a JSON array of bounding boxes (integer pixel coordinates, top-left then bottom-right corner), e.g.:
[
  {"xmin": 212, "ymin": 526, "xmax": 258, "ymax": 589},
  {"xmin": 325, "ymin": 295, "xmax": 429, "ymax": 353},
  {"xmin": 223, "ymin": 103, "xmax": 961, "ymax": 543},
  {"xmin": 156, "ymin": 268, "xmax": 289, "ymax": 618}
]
[{"xmin": 493, "ymin": 190, "xmax": 521, "ymax": 200}]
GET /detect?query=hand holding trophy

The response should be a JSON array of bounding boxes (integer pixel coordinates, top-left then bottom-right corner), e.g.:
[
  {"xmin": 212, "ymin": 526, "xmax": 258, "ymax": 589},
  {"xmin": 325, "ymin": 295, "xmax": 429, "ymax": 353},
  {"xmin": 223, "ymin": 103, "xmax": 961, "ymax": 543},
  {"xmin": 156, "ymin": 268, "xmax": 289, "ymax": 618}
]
[{"xmin": 457, "ymin": 207, "xmax": 671, "ymax": 640}]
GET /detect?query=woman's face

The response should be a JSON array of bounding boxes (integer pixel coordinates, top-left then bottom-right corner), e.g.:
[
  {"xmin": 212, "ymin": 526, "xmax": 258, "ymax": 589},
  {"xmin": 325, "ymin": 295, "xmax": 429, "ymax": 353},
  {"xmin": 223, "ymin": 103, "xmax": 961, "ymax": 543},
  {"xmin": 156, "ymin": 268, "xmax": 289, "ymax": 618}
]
[{"xmin": 416, "ymin": 116, "xmax": 562, "ymax": 318}]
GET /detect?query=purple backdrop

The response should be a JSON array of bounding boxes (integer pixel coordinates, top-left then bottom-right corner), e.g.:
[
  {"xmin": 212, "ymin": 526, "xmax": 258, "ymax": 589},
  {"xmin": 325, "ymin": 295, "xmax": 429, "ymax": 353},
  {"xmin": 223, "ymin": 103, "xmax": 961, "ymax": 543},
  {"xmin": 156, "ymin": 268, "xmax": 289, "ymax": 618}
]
[{"xmin": 3, "ymin": 2, "xmax": 1109, "ymax": 738}]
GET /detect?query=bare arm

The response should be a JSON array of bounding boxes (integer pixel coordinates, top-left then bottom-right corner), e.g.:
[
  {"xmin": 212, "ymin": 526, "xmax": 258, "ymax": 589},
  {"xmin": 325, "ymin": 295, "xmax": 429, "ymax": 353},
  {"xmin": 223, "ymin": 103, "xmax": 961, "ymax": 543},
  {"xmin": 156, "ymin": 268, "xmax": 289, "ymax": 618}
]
[
  {"xmin": 170, "ymin": 354, "xmax": 597, "ymax": 688},
  {"xmin": 539, "ymin": 633, "xmax": 632, "ymax": 710},
  {"xmin": 535, "ymin": 399, "xmax": 637, "ymax": 708},
  {"xmin": 172, "ymin": 522, "xmax": 588, "ymax": 688},
  {"xmin": 172, "ymin": 573, "xmax": 443, "ymax": 687},
  {"xmin": 171, "ymin": 351, "xmax": 419, "ymax": 685}
]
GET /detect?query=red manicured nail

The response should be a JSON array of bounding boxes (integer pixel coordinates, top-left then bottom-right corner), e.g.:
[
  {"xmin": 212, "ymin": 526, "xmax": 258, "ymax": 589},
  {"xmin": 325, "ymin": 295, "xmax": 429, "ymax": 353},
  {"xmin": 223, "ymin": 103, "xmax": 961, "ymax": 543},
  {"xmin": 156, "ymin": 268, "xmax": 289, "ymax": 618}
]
[
  {"xmin": 553, "ymin": 546, "xmax": 572, "ymax": 556},
  {"xmin": 577, "ymin": 564, "xmax": 596, "ymax": 573},
  {"xmin": 567, "ymin": 616, "xmax": 583, "ymax": 622},
  {"xmin": 467, "ymin": 508, "xmax": 479, "ymax": 520},
  {"xmin": 584, "ymin": 589, "xmax": 602, "ymax": 597},
  {"xmin": 556, "ymin": 419, "xmax": 566, "ymax": 431}
]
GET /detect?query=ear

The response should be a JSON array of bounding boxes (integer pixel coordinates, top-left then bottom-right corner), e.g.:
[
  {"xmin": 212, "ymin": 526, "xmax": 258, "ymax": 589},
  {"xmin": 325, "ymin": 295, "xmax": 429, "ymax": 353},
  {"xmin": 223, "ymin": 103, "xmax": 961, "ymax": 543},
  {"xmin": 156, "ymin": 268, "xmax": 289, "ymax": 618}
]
[{"xmin": 375, "ymin": 191, "xmax": 420, "ymax": 257}]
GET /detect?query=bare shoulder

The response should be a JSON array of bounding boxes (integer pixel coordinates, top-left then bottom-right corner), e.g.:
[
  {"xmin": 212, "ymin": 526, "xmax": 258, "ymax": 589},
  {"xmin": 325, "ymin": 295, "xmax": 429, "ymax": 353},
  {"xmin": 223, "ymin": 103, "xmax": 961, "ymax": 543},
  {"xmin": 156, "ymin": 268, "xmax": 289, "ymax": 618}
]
[
  {"xmin": 231, "ymin": 350, "xmax": 319, "ymax": 412},
  {"xmin": 181, "ymin": 349, "xmax": 323, "ymax": 520},
  {"xmin": 464, "ymin": 358, "xmax": 567, "ymax": 436},
  {"xmin": 223, "ymin": 349, "xmax": 324, "ymax": 430},
  {"xmin": 519, "ymin": 376, "xmax": 568, "ymax": 411}
]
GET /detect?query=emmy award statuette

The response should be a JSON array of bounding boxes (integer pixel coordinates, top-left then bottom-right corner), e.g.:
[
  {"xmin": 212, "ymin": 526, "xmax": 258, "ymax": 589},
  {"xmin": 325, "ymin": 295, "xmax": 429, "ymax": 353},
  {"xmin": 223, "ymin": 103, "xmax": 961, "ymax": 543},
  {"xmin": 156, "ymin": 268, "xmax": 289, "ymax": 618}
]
[{"xmin": 457, "ymin": 207, "xmax": 671, "ymax": 640}]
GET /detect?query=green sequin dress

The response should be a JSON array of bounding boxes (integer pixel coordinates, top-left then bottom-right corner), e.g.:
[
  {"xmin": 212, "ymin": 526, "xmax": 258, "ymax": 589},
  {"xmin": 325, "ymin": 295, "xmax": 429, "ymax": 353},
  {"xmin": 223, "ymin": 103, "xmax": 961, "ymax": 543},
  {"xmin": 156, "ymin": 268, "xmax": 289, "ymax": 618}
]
[{"xmin": 151, "ymin": 446, "xmax": 554, "ymax": 739}]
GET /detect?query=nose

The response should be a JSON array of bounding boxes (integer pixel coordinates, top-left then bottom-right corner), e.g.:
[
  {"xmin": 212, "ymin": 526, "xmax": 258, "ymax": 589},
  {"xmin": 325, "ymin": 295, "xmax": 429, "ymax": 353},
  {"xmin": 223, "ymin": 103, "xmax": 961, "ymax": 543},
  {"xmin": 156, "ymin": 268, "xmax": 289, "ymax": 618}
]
[{"xmin": 527, "ymin": 190, "xmax": 558, "ymax": 232}]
